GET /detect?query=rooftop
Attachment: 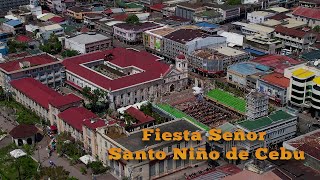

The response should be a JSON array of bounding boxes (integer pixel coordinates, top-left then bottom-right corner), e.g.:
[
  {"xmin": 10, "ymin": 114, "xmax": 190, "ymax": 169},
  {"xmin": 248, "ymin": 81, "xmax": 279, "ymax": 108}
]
[
  {"xmin": 114, "ymin": 119, "xmax": 201, "ymax": 151},
  {"xmin": 125, "ymin": 107, "xmax": 155, "ymax": 127},
  {"xmin": 237, "ymin": 110, "xmax": 295, "ymax": 131},
  {"xmin": 49, "ymin": 16, "xmax": 65, "ymax": 23},
  {"xmin": 262, "ymin": 19, "xmax": 281, "ymax": 27},
  {"xmin": 206, "ymin": 89, "xmax": 246, "ymax": 113},
  {"xmin": 114, "ymin": 22, "xmax": 160, "ymax": 31},
  {"xmin": 62, "ymin": 48, "xmax": 171, "ymax": 91},
  {"xmin": 223, "ymin": 169, "xmax": 282, "ymax": 180},
  {"xmin": 58, "ymin": 107, "xmax": 105, "ymax": 132},
  {"xmin": 177, "ymin": 2, "xmax": 204, "ymax": 10},
  {"xmin": 282, "ymin": 18, "xmax": 307, "ymax": 28},
  {"xmin": 292, "ymin": 6, "xmax": 320, "ymax": 20},
  {"xmin": 9, "ymin": 124, "xmax": 38, "ymax": 138},
  {"xmin": 68, "ymin": 6, "xmax": 92, "ymax": 13},
  {"xmin": 147, "ymin": 27, "xmax": 176, "ymax": 36},
  {"xmin": 249, "ymin": 11, "xmax": 274, "ymax": 17},
  {"xmin": 0, "ymin": 54, "xmax": 59, "ymax": 73},
  {"xmin": 4, "ymin": 19, "xmax": 22, "ymax": 27},
  {"xmin": 67, "ymin": 33, "xmax": 110, "ymax": 44},
  {"xmin": 292, "ymin": 68, "xmax": 315, "ymax": 79},
  {"xmin": 301, "ymin": 50, "xmax": 320, "ymax": 61},
  {"xmin": 244, "ymin": 24, "xmax": 275, "ymax": 34},
  {"xmin": 275, "ymin": 25, "xmax": 310, "ymax": 38},
  {"xmin": 284, "ymin": 129, "xmax": 320, "ymax": 162},
  {"xmin": 15, "ymin": 35, "xmax": 32, "ymax": 43},
  {"xmin": 269, "ymin": 13, "xmax": 290, "ymax": 21},
  {"xmin": 252, "ymin": 55, "xmax": 301, "ymax": 74},
  {"xmin": 214, "ymin": 46, "xmax": 246, "ymax": 56},
  {"xmin": 194, "ymin": 22, "xmax": 219, "ymax": 29},
  {"xmin": 313, "ymin": 76, "xmax": 320, "ymax": 85},
  {"xmin": 228, "ymin": 62, "xmax": 269, "ymax": 76},
  {"xmin": 164, "ymin": 29, "xmax": 210, "ymax": 44},
  {"xmin": 261, "ymin": 72, "xmax": 290, "ymax": 89},
  {"xmin": 267, "ymin": 7, "xmax": 289, "ymax": 13},
  {"xmin": 42, "ymin": 24, "xmax": 63, "ymax": 31},
  {"xmin": 10, "ymin": 78, "xmax": 80, "ymax": 110},
  {"xmin": 196, "ymin": 10, "xmax": 221, "ymax": 18}
]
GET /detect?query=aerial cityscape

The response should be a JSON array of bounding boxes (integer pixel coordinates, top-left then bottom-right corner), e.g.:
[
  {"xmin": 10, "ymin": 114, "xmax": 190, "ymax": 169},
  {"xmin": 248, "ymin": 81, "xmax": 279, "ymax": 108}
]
[{"xmin": 0, "ymin": 0, "xmax": 319, "ymax": 179}]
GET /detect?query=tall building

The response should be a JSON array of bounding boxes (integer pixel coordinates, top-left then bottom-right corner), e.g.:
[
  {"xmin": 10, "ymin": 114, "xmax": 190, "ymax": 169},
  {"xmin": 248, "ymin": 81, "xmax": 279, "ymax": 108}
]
[
  {"xmin": 0, "ymin": 0, "xmax": 29, "ymax": 14},
  {"xmin": 246, "ymin": 89, "xmax": 268, "ymax": 120}
]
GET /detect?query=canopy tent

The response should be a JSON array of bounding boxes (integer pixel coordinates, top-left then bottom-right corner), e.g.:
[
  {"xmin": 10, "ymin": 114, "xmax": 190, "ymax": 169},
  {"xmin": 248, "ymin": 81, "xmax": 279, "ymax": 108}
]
[
  {"xmin": 10, "ymin": 149, "xmax": 27, "ymax": 159},
  {"xmin": 79, "ymin": 155, "xmax": 96, "ymax": 165},
  {"xmin": 192, "ymin": 86, "xmax": 203, "ymax": 95},
  {"xmin": 117, "ymin": 101, "xmax": 149, "ymax": 114}
]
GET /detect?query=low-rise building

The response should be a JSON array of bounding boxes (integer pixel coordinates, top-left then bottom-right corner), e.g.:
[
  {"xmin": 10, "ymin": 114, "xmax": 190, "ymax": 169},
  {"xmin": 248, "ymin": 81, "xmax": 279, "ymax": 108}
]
[
  {"xmin": 209, "ymin": 4, "xmax": 241, "ymax": 22},
  {"xmin": 247, "ymin": 11, "xmax": 274, "ymax": 24},
  {"xmin": 236, "ymin": 110, "xmax": 297, "ymax": 152},
  {"xmin": 96, "ymin": 119, "xmax": 206, "ymax": 179},
  {"xmin": 241, "ymin": 23, "xmax": 275, "ymax": 37},
  {"xmin": 227, "ymin": 62, "xmax": 269, "ymax": 88},
  {"xmin": 292, "ymin": 6, "xmax": 320, "ymax": 28},
  {"xmin": 113, "ymin": 22, "xmax": 161, "ymax": 44},
  {"xmin": 193, "ymin": 10, "xmax": 223, "ymax": 24},
  {"xmin": 37, "ymin": 24, "xmax": 64, "ymax": 40},
  {"xmin": 246, "ymin": 90, "xmax": 268, "ymax": 120},
  {"xmin": 274, "ymin": 25, "xmax": 317, "ymax": 53},
  {"xmin": 0, "ymin": 0, "xmax": 29, "ymax": 14},
  {"xmin": 63, "ymin": 48, "xmax": 188, "ymax": 110},
  {"xmin": 257, "ymin": 72, "xmax": 290, "ymax": 105},
  {"xmin": 0, "ymin": 53, "xmax": 65, "ymax": 90},
  {"xmin": 283, "ymin": 129, "xmax": 320, "ymax": 171},
  {"xmin": 65, "ymin": 33, "xmax": 112, "ymax": 54},
  {"xmin": 10, "ymin": 78, "xmax": 82, "ymax": 123},
  {"xmin": 298, "ymin": 0, "xmax": 320, "ymax": 8},
  {"xmin": 66, "ymin": 6, "xmax": 93, "ymax": 21},
  {"xmin": 189, "ymin": 47, "xmax": 250, "ymax": 76},
  {"xmin": 245, "ymin": 35, "xmax": 283, "ymax": 54},
  {"xmin": 124, "ymin": 107, "xmax": 155, "ymax": 132},
  {"xmin": 162, "ymin": 28, "xmax": 226, "ymax": 60},
  {"xmin": 2, "ymin": 19, "xmax": 24, "ymax": 35},
  {"xmin": 175, "ymin": 2, "xmax": 205, "ymax": 20}
]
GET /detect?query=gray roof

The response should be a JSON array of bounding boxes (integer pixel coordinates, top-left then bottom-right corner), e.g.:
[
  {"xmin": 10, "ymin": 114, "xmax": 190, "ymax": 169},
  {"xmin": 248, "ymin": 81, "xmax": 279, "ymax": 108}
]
[
  {"xmin": 67, "ymin": 33, "xmax": 111, "ymax": 44},
  {"xmin": 114, "ymin": 120, "xmax": 201, "ymax": 151}
]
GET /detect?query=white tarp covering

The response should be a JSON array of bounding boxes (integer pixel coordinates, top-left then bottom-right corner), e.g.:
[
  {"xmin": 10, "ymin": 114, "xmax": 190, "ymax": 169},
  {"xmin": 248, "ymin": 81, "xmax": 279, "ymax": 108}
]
[
  {"xmin": 218, "ymin": 31, "xmax": 244, "ymax": 47},
  {"xmin": 79, "ymin": 155, "xmax": 96, "ymax": 165},
  {"xmin": 10, "ymin": 149, "xmax": 27, "ymax": 159},
  {"xmin": 192, "ymin": 86, "xmax": 203, "ymax": 95},
  {"xmin": 117, "ymin": 101, "xmax": 149, "ymax": 114}
]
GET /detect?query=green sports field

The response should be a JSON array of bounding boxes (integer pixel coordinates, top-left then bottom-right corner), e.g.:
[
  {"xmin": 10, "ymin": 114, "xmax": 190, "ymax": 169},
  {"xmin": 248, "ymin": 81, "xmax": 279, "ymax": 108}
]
[
  {"xmin": 156, "ymin": 104, "xmax": 210, "ymax": 131},
  {"xmin": 206, "ymin": 89, "xmax": 246, "ymax": 113}
]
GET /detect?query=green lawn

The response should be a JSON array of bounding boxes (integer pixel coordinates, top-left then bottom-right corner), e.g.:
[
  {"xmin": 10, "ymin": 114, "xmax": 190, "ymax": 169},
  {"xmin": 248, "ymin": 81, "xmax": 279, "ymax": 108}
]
[
  {"xmin": 0, "ymin": 99, "xmax": 41, "ymax": 125},
  {"xmin": 156, "ymin": 104, "xmax": 210, "ymax": 131},
  {"xmin": 207, "ymin": 89, "xmax": 246, "ymax": 113},
  {"xmin": 0, "ymin": 144, "xmax": 38, "ymax": 179}
]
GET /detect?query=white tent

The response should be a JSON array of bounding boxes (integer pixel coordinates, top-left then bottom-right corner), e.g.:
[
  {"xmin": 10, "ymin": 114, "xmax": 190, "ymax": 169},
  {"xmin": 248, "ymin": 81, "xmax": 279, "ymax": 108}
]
[
  {"xmin": 192, "ymin": 86, "xmax": 203, "ymax": 95},
  {"xmin": 10, "ymin": 149, "xmax": 27, "ymax": 159},
  {"xmin": 79, "ymin": 155, "xmax": 96, "ymax": 165}
]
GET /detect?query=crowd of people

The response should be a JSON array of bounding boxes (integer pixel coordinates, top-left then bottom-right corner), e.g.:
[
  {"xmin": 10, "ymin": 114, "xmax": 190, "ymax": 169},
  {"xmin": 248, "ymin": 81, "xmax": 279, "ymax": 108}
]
[{"xmin": 176, "ymin": 101, "xmax": 238, "ymax": 128}]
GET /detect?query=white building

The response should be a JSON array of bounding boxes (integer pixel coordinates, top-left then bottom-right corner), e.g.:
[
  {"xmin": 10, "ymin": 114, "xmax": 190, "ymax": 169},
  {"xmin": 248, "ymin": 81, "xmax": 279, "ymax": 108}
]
[
  {"xmin": 247, "ymin": 11, "xmax": 274, "ymax": 24},
  {"xmin": 37, "ymin": 24, "xmax": 64, "ymax": 40},
  {"xmin": 65, "ymin": 33, "xmax": 112, "ymax": 54},
  {"xmin": 246, "ymin": 90, "xmax": 268, "ymax": 120}
]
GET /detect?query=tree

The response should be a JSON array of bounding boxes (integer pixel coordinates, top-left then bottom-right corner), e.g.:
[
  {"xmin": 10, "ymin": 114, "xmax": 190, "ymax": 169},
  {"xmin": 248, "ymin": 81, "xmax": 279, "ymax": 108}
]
[
  {"xmin": 7, "ymin": 40, "xmax": 28, "ymax": 54},
  {"xmin": 227, "ymin": 0, "xmax": 241, "ymax": 5},
  {"xmin": 313, "ymin": 25, "xmax": 320, "ymax": 33},
  {"xmin": 39, "ymin": 34, "xmax": 62, "ymax": 55},
  {"xmin": 88, "ymin": 161, "xmax": 109, "ymax": 175},
  {"xmin": 39, "ymin": 166, "xmax": 70, "ymax": 180},
  {"xmin": 81, "ymin": 87, "xmax": 109, "ymax": 113},
  {"xmin": 62, "ymin": 49, "xmax": 79, "ymax": 58},
  {"xmin": 125, "ymin": 14, "xmax": 139, "ymax": 24}
]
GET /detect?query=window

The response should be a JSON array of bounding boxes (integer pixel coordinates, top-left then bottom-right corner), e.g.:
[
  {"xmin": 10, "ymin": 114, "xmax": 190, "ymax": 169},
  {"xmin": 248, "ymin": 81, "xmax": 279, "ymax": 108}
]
[
  {"xmin": 168, "ymin": 145, "xmax": 172, "ymax": 152},
  {"xmin": 176, "ymin": 159, "xmax": 181, "ymax": 168},
  {"xmin": 159, "ymin": 161, "xmax": 164, "ymax": 174},
  {"xmin": 185, "ymin": 141, "xmax": 188, "ymax": 147},
  {"xmin": 167, "ymin": 158, "xmax": 173, "ymax": 170},
  {"xmin": 177, "ymin": 143, "xmax": 180, "ymax": 148},
  {"xmin": 150, "ymin": 164, "xmax": 156, "ymax": 176}
]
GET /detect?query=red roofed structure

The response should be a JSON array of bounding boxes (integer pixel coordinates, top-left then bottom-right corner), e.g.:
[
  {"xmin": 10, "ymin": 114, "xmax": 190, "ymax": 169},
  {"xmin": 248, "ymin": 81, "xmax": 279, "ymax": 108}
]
[
  {"xmin": 261, "ymin": 73, "xmax": 290, "ymax": 89},
  {"xmin": 63, "ymin": 47, "xmax": 188, "ymax": 109},
  {"xmin": 15, "ymin": 35, "xmax": 32, "ymax": 43},
  {"xmin": 125, "ymin": 107, "xmax": 155, "ymax": 128},
  {"xmin": 49, "ymin": 16, "xmax": 66, "ymax": 23},
  {"xmin": 292, "ymin": 6, "xmax": 320, "ymax": 20},
  {"xmin": 275, "ymin": 25, "xmax": 309, "ymax": 38},
  {"xmin": 58, "ymin": 107, "xmax": 105, "ymax": 132},
  {"xmin": 150, "ymin": 4, "xmax": 165, "ymax": 12},
  {"xmin": 252, "ymin": 55, "xmax": 302, "ymax": 74}
]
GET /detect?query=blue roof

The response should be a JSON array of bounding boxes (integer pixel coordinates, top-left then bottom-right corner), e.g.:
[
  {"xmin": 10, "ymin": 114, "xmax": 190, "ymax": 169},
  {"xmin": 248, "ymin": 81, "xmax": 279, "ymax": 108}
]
[
  {"xmin": 228, "ymin": 62, "xmax": 269, "ymax": 76},
  {"xmin": 4, "ymin": 19, "xmax": 22, "ymax": 27},
  {"xmin": 195, "ymin": 22, "xmax": 219, "ymax": 29},
  {"xmin": 244, "ymin": 48, "xmax": 266, "ymax": 56}
]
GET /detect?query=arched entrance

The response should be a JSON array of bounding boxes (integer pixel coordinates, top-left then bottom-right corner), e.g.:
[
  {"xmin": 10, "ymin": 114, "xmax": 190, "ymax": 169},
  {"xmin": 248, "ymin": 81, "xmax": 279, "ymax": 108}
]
[
  {"xmin": 17, "ymin": 139, "xmax": 23, "ymax": 146},
  {"xmin": 27, "ymin": 138, "xmax": 33, "ymax": 145},
  {"xmin": 170, "ymin": 84, "xmax": 175, "ymax": 92}
]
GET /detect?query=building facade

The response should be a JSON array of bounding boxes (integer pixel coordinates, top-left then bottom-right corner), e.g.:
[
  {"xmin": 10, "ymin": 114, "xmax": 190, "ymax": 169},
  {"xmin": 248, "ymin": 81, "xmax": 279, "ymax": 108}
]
[
  {"xmin": 292, "ymin": 6, "xmax": 320, "ymax": 28},
  {"xmin": 246, "ymin": 90, "xmax": 268, "ymax": 120},
  {"xmin": 0, "ymin": 53, "xmax": 64, "ymax": 90},
  {"xmin": 96, "ymin": 119, "xmax": 206, "ymax": 179},
  {"xmin": 65, "ymin": 33, "xmax": 112, "ymax": 54},
  {"xmin": 247, "ymin": 11, "xmax": 274, "ymax": 24}
]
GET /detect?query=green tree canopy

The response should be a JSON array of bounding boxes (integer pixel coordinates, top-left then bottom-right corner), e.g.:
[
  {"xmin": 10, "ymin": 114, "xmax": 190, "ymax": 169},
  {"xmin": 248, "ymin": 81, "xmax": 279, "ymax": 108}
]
[
  {"xmin": 39, "ymin": 166, "xmax": 70, "ymax": 180},
  {"xmin": 62, "ymin": 49, "xmax": 79, "ymax": 58},
  {"xmin": 313, "ymin": 25, "xmax": 320, "ymax": 33},
  {"xmin": 39, "ymin": 34, "xmax": 62, "ymax": 55},
  {"xmin": 227, "ymin": 0, "xmax": 241, "ymax": 5},
  {"xmin": 125, "ymin": 14, "xmax": 139, "ymax": 24}
]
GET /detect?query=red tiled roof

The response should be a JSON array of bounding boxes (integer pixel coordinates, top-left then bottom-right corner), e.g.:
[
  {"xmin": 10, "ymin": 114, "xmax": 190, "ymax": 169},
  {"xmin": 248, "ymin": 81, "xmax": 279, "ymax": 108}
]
[
  {"xmin": 49, "ymin": 94, "xmax": 82, "ymax": 108},
  {"xmin": 292, "ymin": 6, "xmax": 320, "ymax": 20},
  {"xmin": 0, "ymin": 54, "xmax": 58, "ymax": 73},
  {"xmin": 289, "ymin": 131, "xmax": 320, "ymax": 161},
  {"xmin": 62, "ymin": 48, "xmax": 171, "ymax": 91},
  {"xmin": 112, "ymin": 13, "xmax": 128, "ymax": 21},
  {"xmin": 83, "ymin": 118, "xmax": 106, "ymax": 130},
  {"xmin": 261, "ymin": 73, "xmax": 290, "ymax": 88},
  {"xmin": 177, "ymin": 53, "xmax": 186, "ymax": 60},
  {"xmin": 49, "ymin": 16, "xmax": 65, "ymax": 23},
  {"xmin": 10, "ymin": 78, "xmax": 61, "ymax": 110},
  {"xmin": 270, "ymin": 13, "xmax": 290, "ymax": 21},
  {"xmin": 80, "ymin": 26, "xmax": 89, "ymax": 33},
  {"xmin": 275, "ymin": 25, "xmax": 309, "ymax": 38},
  {"xmin": 125, "ymin": 107, "xmax": 155, "ymax": 126},
  {"xmin": 9, "ymin": 124, "xmax": 38, "ymax": 138},
  {"xmin": 104, "ymin": 9, "xmax": 113, "ymax": 14},
  {"xmin": 58, "ymin": 107, "xmax": 98, "ymax": 132},
  {"xmin": 150, "ymin": 4, "xmax": 165, "ymax": 11},
  {"xmin": 252, "ymin": 54, "xmax": 302, "ymax": 74},
  {"xmin": 15, "ymin": 35, "xmax": 32, "ymax": 43},
  {"xmin": 10, "ymin": 78, "xmax": 81, "ymax": 110}
]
